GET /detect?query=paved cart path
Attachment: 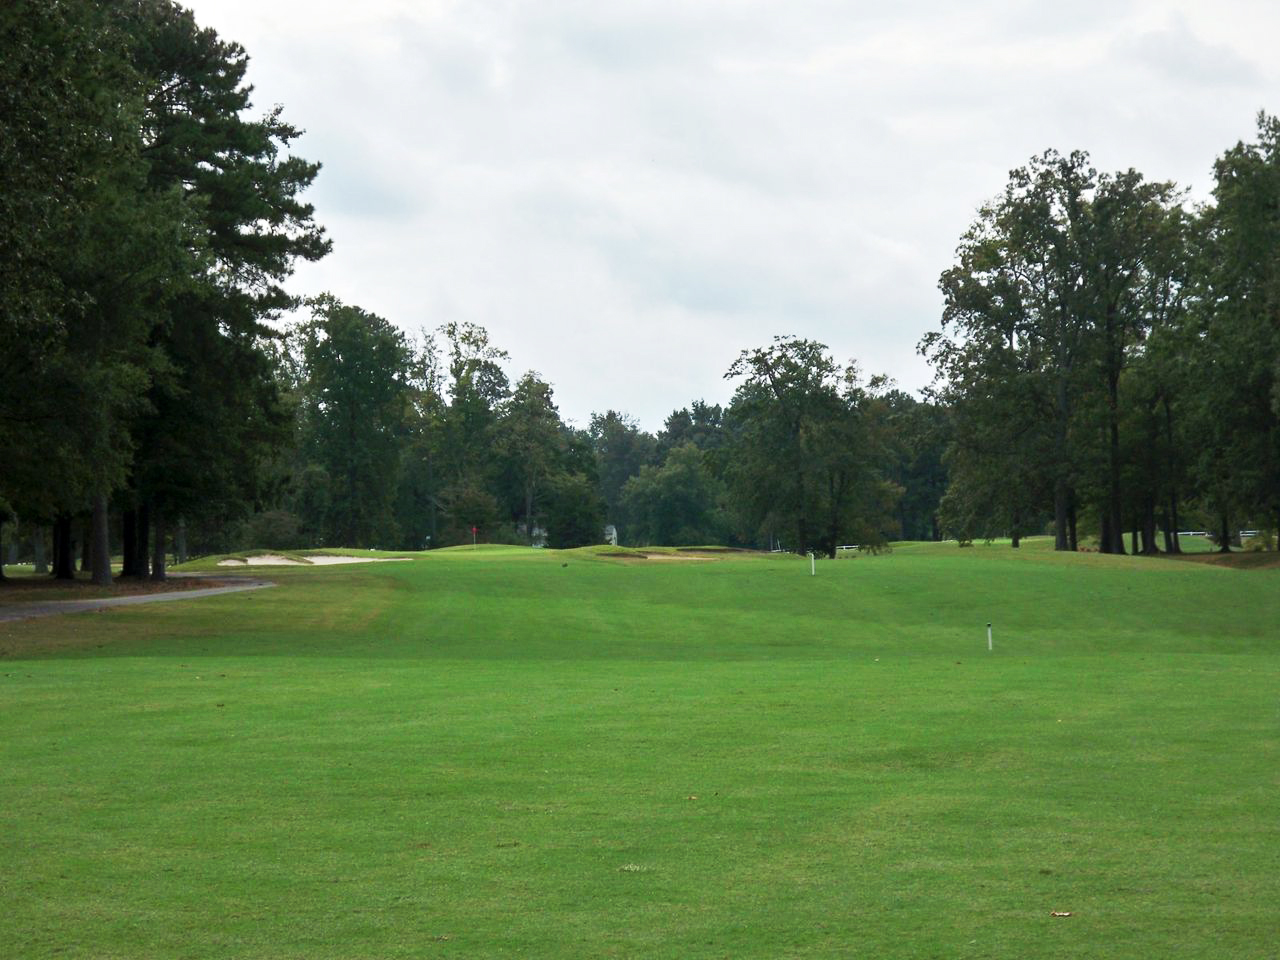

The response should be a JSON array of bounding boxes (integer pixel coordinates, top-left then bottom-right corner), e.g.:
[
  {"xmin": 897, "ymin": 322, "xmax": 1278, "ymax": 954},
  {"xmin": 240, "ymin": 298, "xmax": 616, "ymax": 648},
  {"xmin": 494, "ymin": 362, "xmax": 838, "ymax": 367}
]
[{"xmin": 0, "ymin": 579, "xmax": 275, "ymax": 623}]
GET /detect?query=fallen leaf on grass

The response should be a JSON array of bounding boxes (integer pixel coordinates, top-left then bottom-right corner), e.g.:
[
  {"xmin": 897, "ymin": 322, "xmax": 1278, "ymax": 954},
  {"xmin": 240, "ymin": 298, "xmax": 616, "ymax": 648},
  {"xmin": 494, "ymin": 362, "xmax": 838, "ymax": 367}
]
[{"xmin": 1050, "ymin": 911, "xmax": 1072, "ymax": 917}]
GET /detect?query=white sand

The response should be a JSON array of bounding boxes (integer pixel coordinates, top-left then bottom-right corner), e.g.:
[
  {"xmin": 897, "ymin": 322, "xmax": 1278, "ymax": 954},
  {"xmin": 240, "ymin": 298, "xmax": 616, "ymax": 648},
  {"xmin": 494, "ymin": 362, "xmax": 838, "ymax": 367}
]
[
  {"xmin": 636, "ymin": 553, "xmax": 715, "ymax": 561},
  {"xmin": 305, "ymin": 555, "xmax": 411, "ymax": 565},
  {"xmin": 217, "ymin": 554, "xmax": 411, "ymax": 566}
]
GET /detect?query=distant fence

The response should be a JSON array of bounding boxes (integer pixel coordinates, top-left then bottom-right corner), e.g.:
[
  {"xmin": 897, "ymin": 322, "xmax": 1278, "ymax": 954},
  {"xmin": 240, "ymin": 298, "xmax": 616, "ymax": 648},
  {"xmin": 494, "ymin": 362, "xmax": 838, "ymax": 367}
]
[{"xmin": 1179, "ymin": 530, "xmax": 1260, "ymax": 539}]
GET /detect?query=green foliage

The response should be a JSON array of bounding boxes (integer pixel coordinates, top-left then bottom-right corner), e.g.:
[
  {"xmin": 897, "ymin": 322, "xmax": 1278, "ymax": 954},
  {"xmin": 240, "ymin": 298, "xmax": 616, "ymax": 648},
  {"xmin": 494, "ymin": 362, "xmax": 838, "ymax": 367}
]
[
  {"xmin": 1185, "ymin": 113, "xmax": 1280, "ymax": 539},
  {"xmin": 657, "ymin": 400, "xmax": 728, "ymax": 460},
  {"xmin": 294, "ymin": 297, "xmax": 412, "ymax": 548},
  {"xmin": 0, "ymin": 0, "xmax": 328, "ymax": 580},
  {"xmin": 492, "ymin": 373, "xmax": 566, "ymax": 540},
  {"xmin": 8, "ymin": 0, "xmax": 1278, "ymax": 583},
  {"xmin": 439, "ymin": 480, "xmax": 502, "ymax": 545},
  {"xmin": 1243, "ymin": 530, "xmax": 1276, "ymax": 552},
  {"xmin": 0, "ymin": 0, "xmax": 187, "ymax": 519},
  {"xmin": 589, "ymin": 410, "xmax": 658, "ymax": 526},
  {"xmin": 124, "ymin": 0, "xmax": 327, "ymax": 533},
  {"xmin": 924, "ymin": 149, "xmax": 1194, "ymax": 552},
  {"xmin": 542, "ymin": 473, "xmax": 605, "ymax": 548},
  {"xmin": 437, "ymin": 321, "xmax": 510, "ymax": 484},
  {"xmin": 621, "ymin": 443, "xmax": 725, "ymax": 546},
  {"xmin": 239, "ymin": 509, "xmax": 305, "ymax": 551},
  {"xmin": 0, "ymin": 0, "xmax": 125, "ymax": 343},
  {"xmin": 881, "ymin": 392, "xmax": 949, "ymax": 541},
  {"xmin": 725, "ymin": 338, "xmax": 899, "ymax": 556}
]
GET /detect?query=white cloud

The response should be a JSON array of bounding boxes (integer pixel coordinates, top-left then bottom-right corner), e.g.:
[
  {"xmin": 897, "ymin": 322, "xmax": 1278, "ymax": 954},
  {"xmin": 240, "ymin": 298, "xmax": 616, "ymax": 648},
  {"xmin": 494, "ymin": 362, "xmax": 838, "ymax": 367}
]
[{"xmin": 191, "ymin": 0, "xmax": 1280, "ymax": 428}]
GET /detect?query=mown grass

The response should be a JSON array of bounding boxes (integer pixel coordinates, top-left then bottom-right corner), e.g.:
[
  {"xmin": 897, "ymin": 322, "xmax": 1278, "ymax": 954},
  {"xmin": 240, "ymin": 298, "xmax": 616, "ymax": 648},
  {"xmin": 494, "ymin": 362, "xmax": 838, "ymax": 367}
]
[{"xmin": 1, "ymin": 538, "xmax": 1277, "ymax": 958}]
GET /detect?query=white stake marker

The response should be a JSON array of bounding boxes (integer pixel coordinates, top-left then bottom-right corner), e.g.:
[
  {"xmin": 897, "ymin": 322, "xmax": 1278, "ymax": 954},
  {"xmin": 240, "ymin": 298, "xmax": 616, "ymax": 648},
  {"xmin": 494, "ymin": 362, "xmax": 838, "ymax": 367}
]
[
  {"xmin": 987, "ymin": 622, "xmax": 993, "ymax": 652},
  {"xmin": 809, "ymin": 552, "xmax": 815, "ymax": 576}
]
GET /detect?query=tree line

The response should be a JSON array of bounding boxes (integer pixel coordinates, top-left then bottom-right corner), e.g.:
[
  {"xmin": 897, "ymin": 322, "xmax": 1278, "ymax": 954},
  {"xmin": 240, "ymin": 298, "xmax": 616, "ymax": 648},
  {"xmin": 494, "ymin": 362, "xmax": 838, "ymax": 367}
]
[
  {"xmin": 3, "ymin": 2, "xmax": 1276, "ymax": 580},
  {"xmin": 922, "ymin": 118, "xmax": 1280, "ymax": 554},
  {"xmin": 0, "ymin": 0, "xmax": 939, "ymax": 577},
  {"xmin": 1, "ymin": 0, "xmax": 325, "ymax": 583},
  {"xmin": 247, "ymin": 314, "xmax": 943, "ymax": 560}
]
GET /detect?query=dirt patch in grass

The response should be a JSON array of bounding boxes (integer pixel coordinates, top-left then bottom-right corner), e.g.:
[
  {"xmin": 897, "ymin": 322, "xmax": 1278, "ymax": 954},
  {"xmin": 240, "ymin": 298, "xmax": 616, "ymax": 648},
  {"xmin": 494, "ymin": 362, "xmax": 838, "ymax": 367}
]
[
  {"xmin": 1165, "ymin": 550, "xmax": 1280, "ymax": 571},
  {"xmin": 637, "ymin": 553, "xmax": 716, "ymax": 562},
  {"xmin": 674, "ymin": 546, "xmax": 757, "ymax": 554},
  {"xmin": 0, "ymin": 575, "xmax": 243, "ymax": 606},
  {"xmin": 596, "ymin": 549, "xmax": 721, "ymax": 563},
  {"xmin": 599, "ymin": 551, "xmax": 718, "ymax": 563}
]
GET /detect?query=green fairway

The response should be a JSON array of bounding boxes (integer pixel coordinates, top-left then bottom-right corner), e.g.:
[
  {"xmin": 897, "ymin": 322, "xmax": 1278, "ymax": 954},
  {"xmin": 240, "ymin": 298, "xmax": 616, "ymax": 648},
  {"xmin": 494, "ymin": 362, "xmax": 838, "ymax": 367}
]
[{"xmin": 2, "ymin": 540, "xmax": 1277, "ymax": 959}]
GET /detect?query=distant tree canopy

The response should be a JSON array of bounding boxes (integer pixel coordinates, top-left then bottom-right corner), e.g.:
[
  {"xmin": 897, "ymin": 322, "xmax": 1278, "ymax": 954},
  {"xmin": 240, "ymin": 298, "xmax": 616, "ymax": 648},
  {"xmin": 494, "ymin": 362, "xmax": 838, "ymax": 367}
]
[
  {"xmin": 2, "ymin": 3, "xmax": 1274, "ymax": 569},
  {"xmin": 722, "ymin": 338, "xmax": 900, "ymax": 557},
  {"xmin": 922, "ymin": 116, "xmax": 1280, "ymax": 552}
]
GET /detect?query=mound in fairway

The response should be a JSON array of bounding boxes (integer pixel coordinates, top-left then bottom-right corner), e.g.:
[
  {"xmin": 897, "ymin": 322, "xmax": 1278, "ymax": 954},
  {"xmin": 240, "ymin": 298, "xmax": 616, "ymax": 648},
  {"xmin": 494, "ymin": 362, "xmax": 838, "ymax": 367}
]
[{"xmin": 1, "ymin": 540, "xmax": 1277, "ymax": 959}]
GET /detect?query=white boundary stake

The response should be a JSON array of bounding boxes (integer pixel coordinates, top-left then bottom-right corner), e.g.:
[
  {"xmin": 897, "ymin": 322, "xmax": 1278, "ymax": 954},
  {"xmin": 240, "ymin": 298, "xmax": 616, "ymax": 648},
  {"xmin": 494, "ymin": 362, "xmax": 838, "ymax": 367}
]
[
  {"xmin": 808, "ymin": 552, "xmax": 815, "ymax": 576},
  {"xmin": 987, "ymin": 622, "xmax": 993, "ymax": 652}
]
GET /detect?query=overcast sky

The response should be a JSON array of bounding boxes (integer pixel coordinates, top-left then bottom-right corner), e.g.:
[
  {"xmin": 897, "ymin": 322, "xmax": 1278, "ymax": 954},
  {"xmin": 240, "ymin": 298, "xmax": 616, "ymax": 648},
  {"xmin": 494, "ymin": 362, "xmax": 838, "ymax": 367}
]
[{"xmin": 188, "ymin": 0, "xmax": 1278, "ymax": 430}]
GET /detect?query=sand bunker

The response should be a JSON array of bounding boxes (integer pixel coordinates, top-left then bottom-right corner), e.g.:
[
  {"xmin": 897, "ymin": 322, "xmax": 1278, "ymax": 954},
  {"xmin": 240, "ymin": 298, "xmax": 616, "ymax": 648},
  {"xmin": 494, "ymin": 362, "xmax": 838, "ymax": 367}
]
[
  {"xmin": 217, "ymin": 555, "xmax": 411, "ymax": 567},
  {"xmin": 634, "ymin": 553, "xmax": 716, "ymax": 562}
]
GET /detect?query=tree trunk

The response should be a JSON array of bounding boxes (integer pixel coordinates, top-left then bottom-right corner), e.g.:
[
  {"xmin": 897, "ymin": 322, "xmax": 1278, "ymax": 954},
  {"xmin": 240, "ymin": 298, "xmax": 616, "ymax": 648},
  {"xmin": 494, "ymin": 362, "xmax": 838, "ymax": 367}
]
[
  {"xmin": 0, "ymin": 522, "xmax": 6, "ymax": 581},
  {"xmin": 137, "ymin": 504, "xmax": 151, "ymax": 578},
  {"xmin": 33, "ymin": 527, "xmax": 47, "ymax": 573},
  {"xmin": 53, "ymin": 516, "xmax": 75, "ymax": 580},
  {"xmin": 1106, "ymin": 411, "xmax": 1125, "ymax": 554},
  {"xmin": 1130, "ymin": 525, "xmax": 1138, "ymax": 555},
  {"xmin": 1053, "ymin": 479, "xmax": 1070, "ymax": 551},
  {"xmin": 1053, "ymin": 373, "xmax": 1072, "ymax": 551},
  {"xmin": 1140, "ymin": 498, "xmax": 1159, "ymax": 555},
  {"xmin": 1101, "ymin": 513, "xmax": 1113, "ymax": 557},
  {"xmin": 91, "ymin": 493, "xmax": 112, "ymax": 587},
  {"xmin": 1068, "ymin": 499, "xmax": 1078, "ymax": 552},
  {"xmin": 427, "ymin": 453, "xmax": 438, "ymax": 549},
  {"xmin": 176, "ymin": 517, "xmax": 187, "ymax": 565},
  {"xmin": 525, "ymin": 484, "xmax": 534, "ymax": 546},
  {"xmin": 1161, "ymin": 396, "xmax": 1181, "ymax": 553},
  {"xmin": 1112, "ymin": 514, "xmax": 1128, "ymax": 555},
  {"xmin": 80, "ymin": 519, "xmax": 91, "ymax": 571},
  {"xmin": 122, "ymin": 509, "xmax": 138, "ymax": 576},
  {"xmin": 826, "ymin": 472, "xmax": 846, "ymax": 559},
  {"xmin": 1101, "ymin": 305, "xmax": 1128, "ymax": 556},
  {"xmin": 1219, "ymin": 512, "xmax": 1231, "ymax": 554},
  {"xmin": 151, "ymin": 504, "xmax": 167, "ymax": 581},
  {"xmin": 794, "ymin": 466, "xmax": 809, "ymax": 555}
]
